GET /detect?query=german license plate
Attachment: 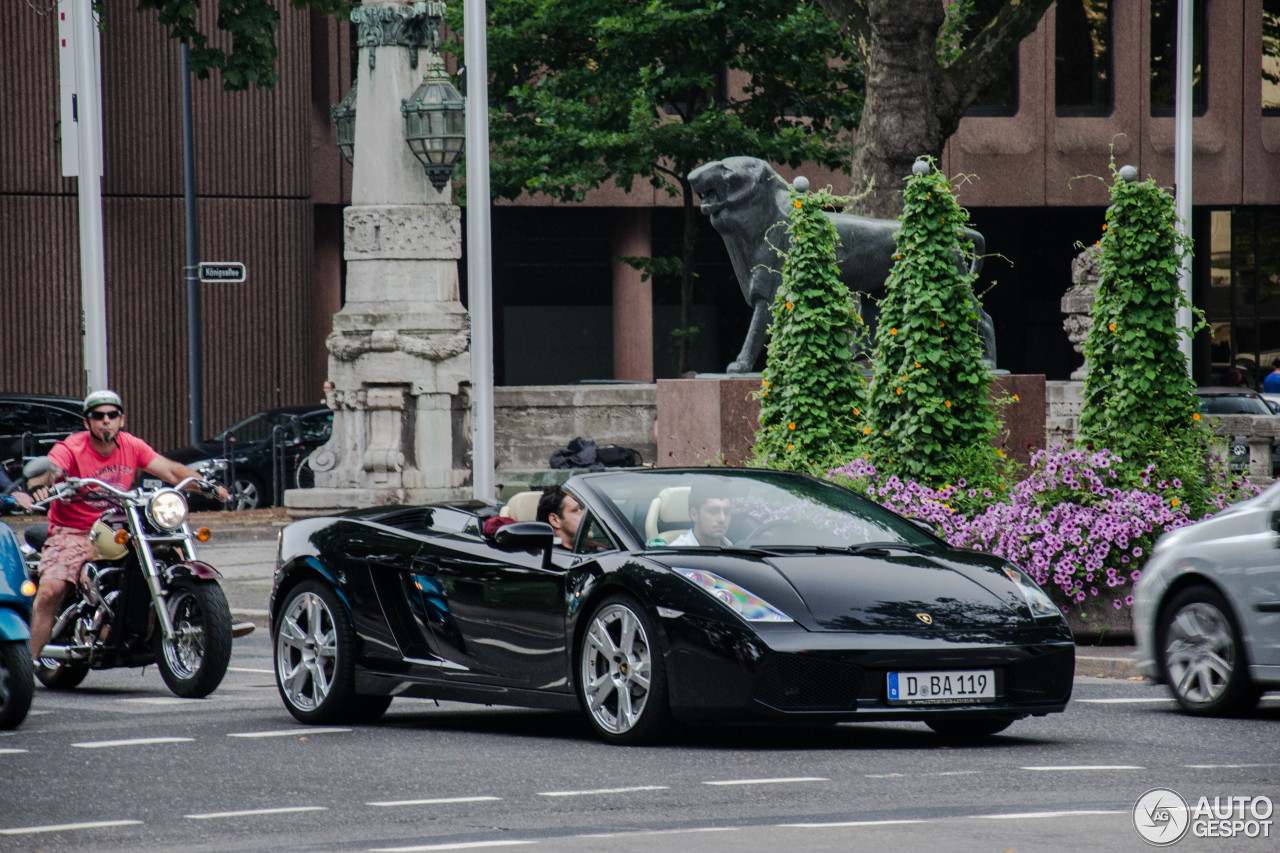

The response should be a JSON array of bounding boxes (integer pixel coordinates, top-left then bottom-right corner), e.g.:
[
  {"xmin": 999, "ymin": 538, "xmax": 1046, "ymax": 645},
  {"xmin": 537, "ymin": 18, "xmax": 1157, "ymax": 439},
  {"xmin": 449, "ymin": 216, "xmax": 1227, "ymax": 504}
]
[{"xmin": 887, "ymin": 670, "xmax": 995, "ymax": 705}]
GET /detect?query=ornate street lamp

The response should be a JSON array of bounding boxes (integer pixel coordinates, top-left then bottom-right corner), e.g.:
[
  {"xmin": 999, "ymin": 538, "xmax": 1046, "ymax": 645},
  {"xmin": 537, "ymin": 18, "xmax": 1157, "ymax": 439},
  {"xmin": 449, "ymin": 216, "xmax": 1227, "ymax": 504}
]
[
  {"xmin": 331, "ymin": 81, "xmax": 357, "ymax": 165},
  {"xmin": 401, "ymin": 52, "xmax": 465, "ymax": 191}
]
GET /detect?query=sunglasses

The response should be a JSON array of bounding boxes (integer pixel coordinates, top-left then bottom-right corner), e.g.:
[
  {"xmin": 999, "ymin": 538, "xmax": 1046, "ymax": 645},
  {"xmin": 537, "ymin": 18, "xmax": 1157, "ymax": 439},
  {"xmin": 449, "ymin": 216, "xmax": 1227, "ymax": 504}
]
[{"xmin": 88, "ymin": 410, "xmax": 122, "ymax": 421}]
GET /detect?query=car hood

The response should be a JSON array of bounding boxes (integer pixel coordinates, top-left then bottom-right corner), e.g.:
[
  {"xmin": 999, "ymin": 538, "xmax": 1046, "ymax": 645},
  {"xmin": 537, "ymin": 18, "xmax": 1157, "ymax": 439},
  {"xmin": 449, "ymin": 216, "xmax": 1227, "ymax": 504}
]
[{"xmin": 650, "ymin": 549, "xmax": 1031, "ymax": 635}]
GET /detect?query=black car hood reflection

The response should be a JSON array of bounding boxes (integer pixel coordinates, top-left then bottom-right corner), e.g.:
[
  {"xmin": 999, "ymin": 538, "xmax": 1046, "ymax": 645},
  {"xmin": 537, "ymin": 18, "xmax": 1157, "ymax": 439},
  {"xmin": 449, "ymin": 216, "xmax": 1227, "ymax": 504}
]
[{"xmin": 649, "ymin": 549, "xmax": 1024, "ymax": 633}]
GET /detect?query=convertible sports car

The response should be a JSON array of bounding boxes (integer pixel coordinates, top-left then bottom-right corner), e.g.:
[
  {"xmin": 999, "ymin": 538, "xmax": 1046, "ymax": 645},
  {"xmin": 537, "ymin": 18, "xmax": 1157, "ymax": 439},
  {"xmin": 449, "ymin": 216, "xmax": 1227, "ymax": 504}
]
[{"xmin": 270, "ymin": 469, "xmax": 1074, "ymax": 744}]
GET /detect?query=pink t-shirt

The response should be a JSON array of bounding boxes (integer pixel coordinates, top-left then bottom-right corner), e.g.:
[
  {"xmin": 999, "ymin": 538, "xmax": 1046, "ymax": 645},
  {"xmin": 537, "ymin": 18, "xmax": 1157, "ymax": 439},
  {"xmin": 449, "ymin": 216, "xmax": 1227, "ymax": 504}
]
[{"xmin": 47, "ymin": 431, "xmax": 158, "ymax": 530}]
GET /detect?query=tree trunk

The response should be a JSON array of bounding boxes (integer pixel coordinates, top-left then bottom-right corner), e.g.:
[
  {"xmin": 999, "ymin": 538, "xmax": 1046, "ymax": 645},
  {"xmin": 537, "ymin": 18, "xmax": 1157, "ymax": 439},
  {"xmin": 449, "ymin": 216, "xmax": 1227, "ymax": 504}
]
[{"xmin": 847, "ymin": 0, "xmax": 946, "ymax": 219}]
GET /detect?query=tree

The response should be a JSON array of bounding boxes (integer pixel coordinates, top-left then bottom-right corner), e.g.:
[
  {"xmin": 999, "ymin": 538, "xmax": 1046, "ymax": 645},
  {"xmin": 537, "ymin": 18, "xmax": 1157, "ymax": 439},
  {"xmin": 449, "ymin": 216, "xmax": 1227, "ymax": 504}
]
[
  {"xmin": 815, "ymin": 0, "xmax": 1054, "ymax": 218},
  {"xmin": 477, "ymin": 0, "xmax": 864, "ymax": 374}
]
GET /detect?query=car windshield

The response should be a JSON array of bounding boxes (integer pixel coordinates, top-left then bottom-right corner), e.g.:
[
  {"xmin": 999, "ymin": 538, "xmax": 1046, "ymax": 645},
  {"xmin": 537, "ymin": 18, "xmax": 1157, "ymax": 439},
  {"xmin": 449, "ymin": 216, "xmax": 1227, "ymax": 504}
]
[
  {"xmin": 586, "ymin": 470, "xmax": 937, "ymax": 550},
  {"xmin": 1196, "ymin": 394, "xmax": 1273, "ymax": 415},
  {"xmin": 213, "ymin": 410, "xmax": 313, "ymax": 442}
]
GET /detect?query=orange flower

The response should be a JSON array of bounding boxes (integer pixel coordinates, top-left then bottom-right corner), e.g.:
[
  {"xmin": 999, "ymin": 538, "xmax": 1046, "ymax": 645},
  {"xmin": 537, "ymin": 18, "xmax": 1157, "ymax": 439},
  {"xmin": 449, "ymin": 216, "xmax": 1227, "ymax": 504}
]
[
  {"xmin": 787, "ymin": 444, "xmax": 793, "ymax": 451},
  {"xmin": 788, "ymin": 422, "xmax": 796, "ymax": 430},
  {"xmin": 786, "ymin": 301, "xmax": 793, "ymax": 310},
  {"xmin": 895, "ymin": 254, "xmax": 902, "ymax": 260},
  {"xmin": 896, "ymin": 387, "xmax": 902, "ymax": 395},
  {"xmin": 1171, "ymin": 498, "xmax": 1180, "ymax": 507},
  {"xmin": 762, "ymin": 379, "xmax": 769, "ymax": 388},
  {"xmin": 1192, "ymin": 412, "xmax": 1201, "ymax": 421},
  {"xmin": 852, "ymin": 407, "xmax": 860, "ymax": 415},
  {"xmin": 890, "ymin": 328, "xmax": 897, "ymax": 335},
  {"xmin": 1101, "ymin": 223, "xmax": 1107, "ymax": 231},
  {"xmin": 944, "ymin": 400, "xmax": 951, "ymax": 408},
  {"xmin": 1108, "ymin": 323, "xmax": 1116, "ymax": 331},
  {"xmin": 794, "ymin": 200, "xmax": 802, "ymax": 208},
  {"xmin": 1013, "ymin": 394, "xmax": 1020, "ymax": 402},
  {"xmin": 864, "ymin": 427, "xmax": 871, "ymax": 435}
]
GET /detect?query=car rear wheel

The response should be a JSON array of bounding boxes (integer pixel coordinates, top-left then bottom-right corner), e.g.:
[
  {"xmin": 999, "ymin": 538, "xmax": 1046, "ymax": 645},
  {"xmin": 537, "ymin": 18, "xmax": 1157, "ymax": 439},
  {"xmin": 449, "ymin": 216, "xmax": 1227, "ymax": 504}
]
[
  {"xmin": 578, "ymin": 595, "xmax": 670, "ymax": 745},
  {"xmin": 1158, "ymin": 585, "xmax": 1261, "ymax": 716},
  {"xmin": 228, "ymin": 474, "xmax": 264, "ymax": 511},
  {"xmin": 274, "ymin": 580, "xmax": 390, "ymax": 724},
  {"xmin": 925, "ymin": 717, "xmax": 1015, "ymax": 738}
]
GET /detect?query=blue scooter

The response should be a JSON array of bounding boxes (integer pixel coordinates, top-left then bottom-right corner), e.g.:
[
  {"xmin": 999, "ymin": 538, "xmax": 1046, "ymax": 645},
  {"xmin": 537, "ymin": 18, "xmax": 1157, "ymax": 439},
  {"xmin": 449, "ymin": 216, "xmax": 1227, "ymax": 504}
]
[{"xmin": 0, "ymin": 484, "xmax": 36, "ymax": 729}]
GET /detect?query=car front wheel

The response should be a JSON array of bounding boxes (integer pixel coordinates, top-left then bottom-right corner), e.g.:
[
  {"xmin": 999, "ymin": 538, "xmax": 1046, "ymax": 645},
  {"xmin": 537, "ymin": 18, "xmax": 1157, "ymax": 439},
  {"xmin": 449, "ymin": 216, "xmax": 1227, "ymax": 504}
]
[
  {"xmin": 274, "ymin": 580, "xmax": 390, "ymax": 724},
  {"xmin": 578, "ymin": 594, "xmax": 670, "ymax": 745},
  {"xmin": 1158, "ymin": 585, "xmax": 1261, "ymax": 716}
]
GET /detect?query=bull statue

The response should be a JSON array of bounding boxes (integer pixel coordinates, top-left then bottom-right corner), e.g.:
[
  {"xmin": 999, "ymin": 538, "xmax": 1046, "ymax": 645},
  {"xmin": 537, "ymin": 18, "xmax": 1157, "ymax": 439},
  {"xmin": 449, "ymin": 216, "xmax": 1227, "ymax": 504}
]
[{"xmin": 688, "ymin": 156, "xmax": 996, "ymax": 373}]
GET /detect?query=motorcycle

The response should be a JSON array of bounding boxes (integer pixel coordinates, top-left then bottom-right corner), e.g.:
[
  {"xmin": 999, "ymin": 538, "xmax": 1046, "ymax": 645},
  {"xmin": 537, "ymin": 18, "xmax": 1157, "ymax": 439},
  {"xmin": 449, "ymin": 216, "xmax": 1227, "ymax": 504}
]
[
  {"xmin": 0, "ymin": 484, "xmax": 36, "ymax": 728},
  {"xmin": 23, "ymin": 459, "xmax": 240, "ymax": 698}
]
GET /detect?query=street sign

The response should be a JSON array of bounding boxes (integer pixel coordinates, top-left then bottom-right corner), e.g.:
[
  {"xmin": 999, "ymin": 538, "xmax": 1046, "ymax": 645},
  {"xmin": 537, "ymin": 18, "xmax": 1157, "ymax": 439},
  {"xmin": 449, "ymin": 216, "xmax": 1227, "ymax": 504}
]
[{"xmin": 199, "ymin": 262, "xmax": 246, "ymax": 283}]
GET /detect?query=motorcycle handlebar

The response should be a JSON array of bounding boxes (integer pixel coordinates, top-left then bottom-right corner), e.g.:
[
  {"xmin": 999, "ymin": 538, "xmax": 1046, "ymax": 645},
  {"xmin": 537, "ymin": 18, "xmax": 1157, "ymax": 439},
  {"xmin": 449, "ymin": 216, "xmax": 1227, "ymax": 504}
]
[{"xmin": 32, "ymin": 475, "xmax": 217, "ymax": 509}]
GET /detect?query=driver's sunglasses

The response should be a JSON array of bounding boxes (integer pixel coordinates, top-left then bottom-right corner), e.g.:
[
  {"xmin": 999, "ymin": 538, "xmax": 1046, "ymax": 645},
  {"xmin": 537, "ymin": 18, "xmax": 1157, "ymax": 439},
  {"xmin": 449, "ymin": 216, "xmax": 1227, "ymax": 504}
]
[{"xmin": 88, "ymin": 410, "xmax": 122, "ymax": 421}]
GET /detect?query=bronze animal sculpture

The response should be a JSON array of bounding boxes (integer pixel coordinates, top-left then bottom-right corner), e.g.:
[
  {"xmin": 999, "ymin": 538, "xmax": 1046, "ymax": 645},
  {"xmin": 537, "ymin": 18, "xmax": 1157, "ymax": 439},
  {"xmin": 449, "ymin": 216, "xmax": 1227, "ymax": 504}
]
[{"xmin": 688, "ymin": 156, "xmax": 996, "ymax": 373}]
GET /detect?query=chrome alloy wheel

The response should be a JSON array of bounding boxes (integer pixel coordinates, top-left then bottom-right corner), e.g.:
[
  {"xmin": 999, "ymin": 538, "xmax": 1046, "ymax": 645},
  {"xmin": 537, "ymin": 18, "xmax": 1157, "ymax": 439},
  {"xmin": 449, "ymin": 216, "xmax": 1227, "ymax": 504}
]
[
  {"xmin": 276, "ymin": 590, "xmax": 338, "ymax": 712},
  {"xmin": 1164, "ymin": 601, "xmax": 1235, "ymax": 705},
  {"xmin": 581, "ymin": 602, "xmax": 653, "ymax": 735}
]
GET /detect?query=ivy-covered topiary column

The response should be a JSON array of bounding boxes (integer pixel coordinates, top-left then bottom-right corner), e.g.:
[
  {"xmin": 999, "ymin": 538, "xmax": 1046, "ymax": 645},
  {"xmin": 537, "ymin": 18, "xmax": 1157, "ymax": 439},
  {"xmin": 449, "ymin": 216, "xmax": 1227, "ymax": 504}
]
[
  {"xmin": 862, "ymin": 161, "xmax": 1000, "ymax": 485},
  {"xmin": 754, "ymin": 179, "xmax": 865, "ymax": 467},
  {"xmin": 1078, "ymin": 165, "xmax": 1206, "ymax": 471}
]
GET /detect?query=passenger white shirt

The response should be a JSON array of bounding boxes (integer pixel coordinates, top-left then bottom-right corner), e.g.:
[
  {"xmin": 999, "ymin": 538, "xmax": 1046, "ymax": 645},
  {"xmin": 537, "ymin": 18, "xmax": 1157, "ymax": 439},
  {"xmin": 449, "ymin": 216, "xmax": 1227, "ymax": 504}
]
[{"xmin": 668, "ymin": 530, "xmax": 731, "ymax": 547}]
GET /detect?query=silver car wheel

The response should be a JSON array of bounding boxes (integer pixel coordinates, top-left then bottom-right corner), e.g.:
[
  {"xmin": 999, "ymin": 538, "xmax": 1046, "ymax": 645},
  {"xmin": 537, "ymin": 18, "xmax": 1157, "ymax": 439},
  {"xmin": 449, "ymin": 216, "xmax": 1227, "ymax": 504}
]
[
  {"xmin": 276, "ymin": 590, "xmax": 338, "ymax": 712},
  {"xmin": 581, "ymin": 602, "xmax": 652, "ymax": 735},
  {"xmin": 1164, "ymin": 601, "xmax": 1235, "ymax": 705}
]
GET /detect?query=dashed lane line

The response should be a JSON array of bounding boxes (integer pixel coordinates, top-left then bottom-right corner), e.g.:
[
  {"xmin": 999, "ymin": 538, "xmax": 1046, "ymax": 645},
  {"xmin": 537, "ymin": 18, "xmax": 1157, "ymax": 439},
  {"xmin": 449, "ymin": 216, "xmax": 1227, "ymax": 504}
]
[
  {"xmin": 368, "ymin": 797, "xmax": 502, "ymax": 807},
  {"xmin": 227, "ymin": 727, "xmax": 352, "ymax": 738},
  {"xmin": 0, "ymin": 819, "xmax": 143, "ymax": 835},
  {"xmin": 702, "ymin": 776, "xmax": 829, "ymax": 786},
  {"xmin": 577, "ymin": 827, "xmax": 740, "ymax": 839},
  {"xmin": 1020, "ymin": 765, "xmax": 1145, "ymax": 771},
  {"xmin": 0, "ymin": 748, "xmax": 28, "ymax": 754},
  {"xmin": 228, "ymin": 666, "xmax": 273, "ymax": 674},
  {"xmin": 1077, "ymin": 697, "xmax": 1173, "ymax": 704},
  {"xmin": 973, "ymin": 809, "xmax": 1125, "ymax": 820},
  {"xmin": 72, "ymin": 736, "xmax": 194, "ymax": 749},
  {"xmin": 370, "ymin": 841, "xmax": 538, "ymax": 852},
  {"xmin": 186, "ymin": 806, "xmax": 327, "ymax": 820},
  {"xmin": 539, "ymin": 785, "xmax": 669, "ymax": 797}
]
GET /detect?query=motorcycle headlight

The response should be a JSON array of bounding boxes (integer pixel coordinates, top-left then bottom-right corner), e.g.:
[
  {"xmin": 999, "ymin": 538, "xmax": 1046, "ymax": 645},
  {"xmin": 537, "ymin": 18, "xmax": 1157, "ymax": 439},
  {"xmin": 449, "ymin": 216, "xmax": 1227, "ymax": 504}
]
[
  {"xmin": 148, "ymin": 489, "xmax": 189, "ymax": 530},
  {"xmin": 674, "ymin": 568, "xmax": 792, "ymax": 622},
  {"xmin": 1002, "ymin": 565, "xmax": 1059, "ymax": 619}
]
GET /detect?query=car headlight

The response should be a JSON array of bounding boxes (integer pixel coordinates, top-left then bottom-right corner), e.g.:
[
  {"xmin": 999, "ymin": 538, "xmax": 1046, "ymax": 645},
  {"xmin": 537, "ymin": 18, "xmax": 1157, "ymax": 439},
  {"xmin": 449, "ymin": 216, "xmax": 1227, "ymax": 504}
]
[
  {"xmin": 674, "ymin": 568, "xmax": 792, "ymax": 622},
  {"xmin": 148, "ymin": 489, "xmax": 189, "ymax": 530},
  {"xmin": 1002, "ymin": 565, "xmax": 1059, "ymax": 619}
]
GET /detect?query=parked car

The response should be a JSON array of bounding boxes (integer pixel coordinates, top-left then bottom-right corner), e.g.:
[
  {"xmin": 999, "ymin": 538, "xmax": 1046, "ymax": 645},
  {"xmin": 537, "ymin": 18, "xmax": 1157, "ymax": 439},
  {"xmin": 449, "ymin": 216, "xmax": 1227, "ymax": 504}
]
[
  {"xmin": 1133, "ymin": 481, "xmax": 1280, "ymax": 715},
  {"xmin": 269, "ymin": 468, "xmax": 1075, "ymax": 743},
  {"xmin": 0, "ymin": 394, "xmax": 84, "ymax": 481},
  {"xmin": 1193, "ymin": 388, "xmax": 1280, "ymax": 475},
  {"xmin": 163, "ymin": 405, "xmax": 332, "ymax": 510}
]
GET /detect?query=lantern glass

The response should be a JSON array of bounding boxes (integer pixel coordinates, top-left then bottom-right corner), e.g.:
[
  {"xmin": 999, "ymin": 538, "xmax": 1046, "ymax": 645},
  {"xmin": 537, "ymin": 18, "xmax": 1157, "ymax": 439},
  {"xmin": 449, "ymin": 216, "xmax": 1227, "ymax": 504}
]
[
  {"xmin": 401, "ymin": 54, "xmax": 466, "ymax": 190},
  {"xmin": 330, "ymin": 82, "xmax": 357, "ymax": 165}
]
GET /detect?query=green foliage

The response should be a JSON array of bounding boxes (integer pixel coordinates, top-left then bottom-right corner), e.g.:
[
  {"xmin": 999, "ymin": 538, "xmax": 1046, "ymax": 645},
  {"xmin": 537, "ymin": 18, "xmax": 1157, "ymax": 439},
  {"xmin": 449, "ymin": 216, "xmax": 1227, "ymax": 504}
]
[
  {"xmin": 1078, "ymin": 165, "xmax": 1206, "ymax": 464},
  {"xmin": 862, "ymin": 162, "xmax": 1001, "ymax": 485},
  {"xmin": 755, "ymin": 184, "xmax": 867, "ymax": 467}
]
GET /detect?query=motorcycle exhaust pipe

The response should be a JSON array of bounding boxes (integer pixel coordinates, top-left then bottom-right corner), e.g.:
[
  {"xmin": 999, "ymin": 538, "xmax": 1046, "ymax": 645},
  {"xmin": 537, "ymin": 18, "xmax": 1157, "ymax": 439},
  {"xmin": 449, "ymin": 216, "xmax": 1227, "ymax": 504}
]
[{"xmin": 36, "ymin": 644, "xmax": 91, "ymax": 662}]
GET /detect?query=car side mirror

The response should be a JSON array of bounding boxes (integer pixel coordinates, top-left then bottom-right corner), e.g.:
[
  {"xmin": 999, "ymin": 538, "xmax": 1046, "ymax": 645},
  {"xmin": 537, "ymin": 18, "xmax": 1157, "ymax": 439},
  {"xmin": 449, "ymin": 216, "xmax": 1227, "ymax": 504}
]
[{"xmin": 494, "ymin": 522, "xmax": 556, "ymax": 565}]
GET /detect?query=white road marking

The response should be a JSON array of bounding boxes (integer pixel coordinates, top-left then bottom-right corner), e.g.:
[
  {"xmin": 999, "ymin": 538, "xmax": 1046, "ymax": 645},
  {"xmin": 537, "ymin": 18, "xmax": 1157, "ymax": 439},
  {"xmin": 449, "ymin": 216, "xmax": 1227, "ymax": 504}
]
[
  {"xmin": 228, "ymin": 666, "xmax": 273, "ymax": 674},
  {"xmin": 186, "ymin": 806, "xmax": 327, "ymax": 820},
  {"xmin": 578, "ymin": 827, "xmax": 738, "ymax": 839},
  {"xmin": 72, "ymin": 737, "xmax": 193, "ymax": 749},
  {"xmin": 974, "ymin": 809, "xmax": 1125, "ymax": 820},
  {"xmin": 0, "ymin": 748, "xmax": 29, "ymax": 754},
  {"xmin": 371, "ymin": 841, "xmax": 538, "ymax": 852},
  {"xmin": 1021, "ymin": 765, "xmax": 1144, "ymax": 771},
  {"xmin": 1185, "ymin": 763, "xmax": 1276, "ymax": 769},
  {"xmin": 1077, "ymin": 697, "xmax": 1173, "ymax": 704},
  {"xmin": 781, "ymin": 819, "xmax": 927, "ymax": 828},
  {"xmin": 118, "ymin": 697, "xmax": 204, "ymax": 705},
  {"xmin": 703, "ymin": 776, "xmax": 828, "ymax": 786},
  {"xmin": 539, "ymin": 785, "xmax": 669, "ymax": 797},
  {"xmin": 368, "ymin": 796, "xmax": 502, "ymax": 807},
  {"xmin": 227, "ymin": 727, "xmax": 351, "ymax": 738},
  {"xmin": 0, "ymin": 819, "xmax": 142, "ymax": 835}
]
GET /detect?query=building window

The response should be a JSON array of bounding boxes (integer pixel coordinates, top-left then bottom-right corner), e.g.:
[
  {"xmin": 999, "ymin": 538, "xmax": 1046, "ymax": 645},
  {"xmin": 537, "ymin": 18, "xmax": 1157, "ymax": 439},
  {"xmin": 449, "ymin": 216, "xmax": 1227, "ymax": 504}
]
[
  {"xmin": 1206, "ymin": 208, "xmax": 1280, "ymax": 387},
  {"xmin": 1265, "ymin": 0, "xmax": 1280, "ymax": 115},
  {"xmin": 966, "ymin": 48, "xmax": 1019, "ymax": 117},
  {"xmin": 1055, "ymin": 0, "xmax": 1113, "ymax": 117},
  {"xmin": 1150, "ymin": 0, "xmax": 1208, "ymax": 116}
]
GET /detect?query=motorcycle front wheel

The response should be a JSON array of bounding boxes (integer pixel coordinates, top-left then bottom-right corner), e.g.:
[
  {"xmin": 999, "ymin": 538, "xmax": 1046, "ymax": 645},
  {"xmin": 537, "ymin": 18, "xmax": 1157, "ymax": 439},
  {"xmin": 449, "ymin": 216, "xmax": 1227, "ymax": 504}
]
[
  {"xmin": 0, "ymin": 641, "xmax": 34, "ymax": 729},
  {"xmin": 155, "ymin": 580, "xmax": 233, "ymax": 698}
]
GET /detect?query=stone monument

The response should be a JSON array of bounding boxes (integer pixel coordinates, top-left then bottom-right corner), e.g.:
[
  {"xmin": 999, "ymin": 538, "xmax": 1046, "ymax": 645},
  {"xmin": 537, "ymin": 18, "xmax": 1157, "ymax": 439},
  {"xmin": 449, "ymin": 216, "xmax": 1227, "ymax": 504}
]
[
  {"xmin": 1062, "ymin": 245, "xmax": 1101, "ymax": 380},
  {"xmin": 286, "ymin": 0, "xmax": 472, "ymax": 515}
]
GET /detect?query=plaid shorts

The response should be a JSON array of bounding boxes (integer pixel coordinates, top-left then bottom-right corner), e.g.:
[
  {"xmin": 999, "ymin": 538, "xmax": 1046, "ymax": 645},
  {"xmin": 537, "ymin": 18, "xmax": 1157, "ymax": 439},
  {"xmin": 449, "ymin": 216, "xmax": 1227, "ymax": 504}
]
[{"xmin": 37, "ymin": 526, "xmax": 96, "ymax": 587}]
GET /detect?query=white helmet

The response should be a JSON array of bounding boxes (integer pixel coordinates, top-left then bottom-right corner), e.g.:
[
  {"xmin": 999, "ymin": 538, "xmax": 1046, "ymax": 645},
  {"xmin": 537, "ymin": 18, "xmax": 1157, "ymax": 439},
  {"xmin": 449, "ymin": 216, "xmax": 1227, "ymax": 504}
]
[{"xmin": 83, "ymin": 389, "xmax": 124, "ymax": 416}]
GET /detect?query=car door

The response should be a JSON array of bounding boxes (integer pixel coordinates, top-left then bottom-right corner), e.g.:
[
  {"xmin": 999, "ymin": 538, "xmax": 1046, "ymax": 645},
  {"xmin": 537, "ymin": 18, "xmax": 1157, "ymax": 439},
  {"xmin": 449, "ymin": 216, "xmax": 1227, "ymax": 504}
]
[
  {"xmin": 1242, "ymin": 498, "xmax": 1280, "ymax": 669},
  {"xmin": 413, "ymin": 537, "xmax": 571, "ymax": 691}
]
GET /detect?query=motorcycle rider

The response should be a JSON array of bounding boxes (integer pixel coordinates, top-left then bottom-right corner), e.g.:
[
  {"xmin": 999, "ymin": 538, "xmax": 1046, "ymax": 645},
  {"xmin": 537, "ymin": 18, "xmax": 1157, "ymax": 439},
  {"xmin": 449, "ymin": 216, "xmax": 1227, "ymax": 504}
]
[{"xmin": 26, "ymin": 390, "xmax": 229, "ymax": 662}]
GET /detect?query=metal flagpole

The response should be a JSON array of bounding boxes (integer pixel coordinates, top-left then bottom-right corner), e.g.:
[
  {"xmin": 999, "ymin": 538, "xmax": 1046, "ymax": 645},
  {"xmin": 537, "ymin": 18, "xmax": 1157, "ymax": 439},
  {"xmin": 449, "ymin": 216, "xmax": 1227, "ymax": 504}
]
[
  {"xmin": 464, "ymin": 0, "xmax": 495, "ymax": 501},
  {"xmin": 1174, "ymin": 0, "xmax": 1194, "ymax": 377},
  {"xmin": 72, "ymin": 0, "xmax": 108, "ymax": 390}
]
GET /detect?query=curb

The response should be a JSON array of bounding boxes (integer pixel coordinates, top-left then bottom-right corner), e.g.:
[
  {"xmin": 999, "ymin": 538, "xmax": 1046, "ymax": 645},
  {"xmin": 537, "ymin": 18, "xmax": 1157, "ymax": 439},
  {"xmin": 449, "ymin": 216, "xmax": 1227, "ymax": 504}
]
[{"xmin": 1075, "ymin": 653, "xmax": 1143, "ymax": 680}]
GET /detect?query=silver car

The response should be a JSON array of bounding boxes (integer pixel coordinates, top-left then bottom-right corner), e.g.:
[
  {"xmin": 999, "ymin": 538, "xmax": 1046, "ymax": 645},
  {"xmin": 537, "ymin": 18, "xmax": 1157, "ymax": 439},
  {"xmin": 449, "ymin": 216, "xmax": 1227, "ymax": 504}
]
[{"xmin": 1134, "ymin": 484, "xmax": 1280, "ymax": 715}]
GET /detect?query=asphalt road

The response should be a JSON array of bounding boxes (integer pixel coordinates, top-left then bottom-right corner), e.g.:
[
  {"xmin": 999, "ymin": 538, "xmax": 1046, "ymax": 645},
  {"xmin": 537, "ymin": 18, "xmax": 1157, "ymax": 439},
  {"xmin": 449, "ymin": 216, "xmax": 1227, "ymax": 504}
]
[{"xmin": 2, "ymin": 630, "xmax": 1278, "ymax": 853}]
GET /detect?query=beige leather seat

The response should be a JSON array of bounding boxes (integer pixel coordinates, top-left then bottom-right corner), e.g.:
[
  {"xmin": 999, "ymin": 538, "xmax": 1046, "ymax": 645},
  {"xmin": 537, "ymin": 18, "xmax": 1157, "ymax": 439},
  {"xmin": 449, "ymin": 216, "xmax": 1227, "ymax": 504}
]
[
  {"xmin": 500, "ymin": 490, "xmax": 543, "ymax": 522},
  {"xmin": 643, "ymin": 485, "xmax": 691, "ymax": 543}
]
